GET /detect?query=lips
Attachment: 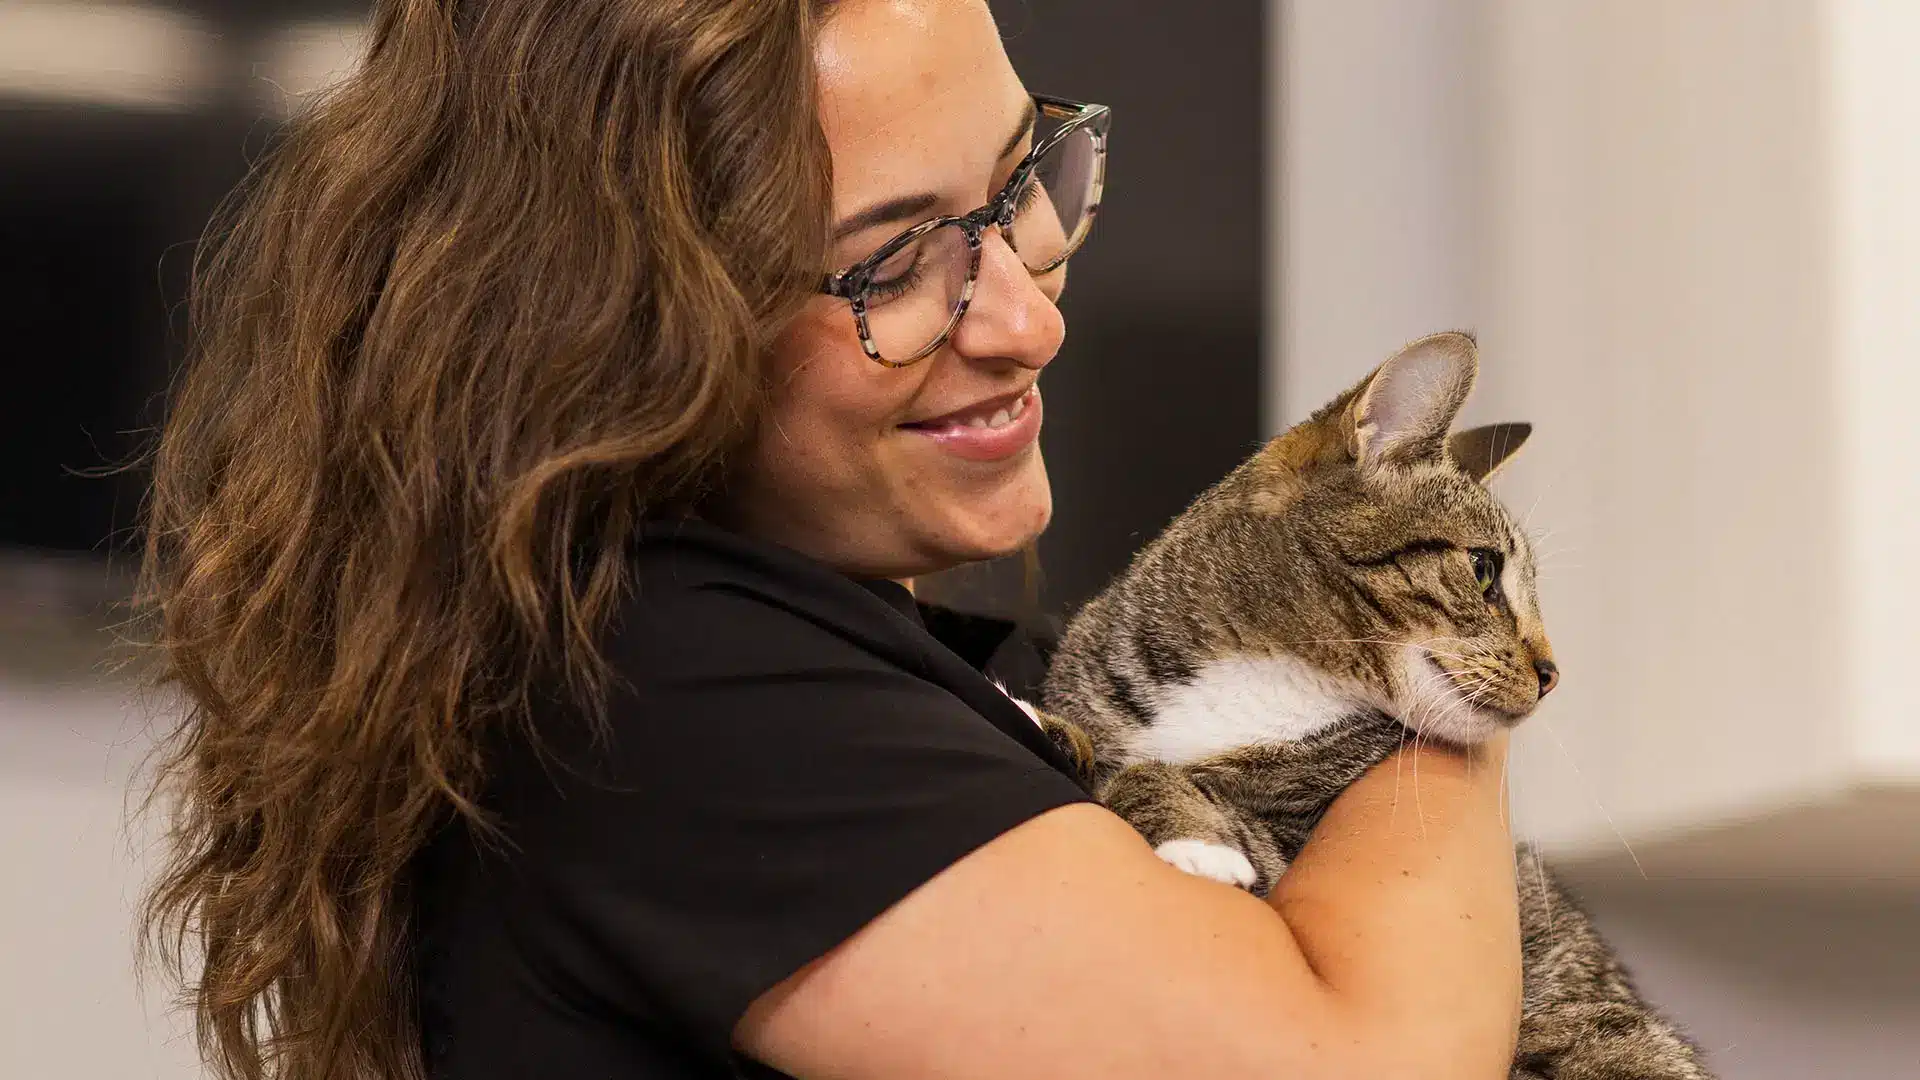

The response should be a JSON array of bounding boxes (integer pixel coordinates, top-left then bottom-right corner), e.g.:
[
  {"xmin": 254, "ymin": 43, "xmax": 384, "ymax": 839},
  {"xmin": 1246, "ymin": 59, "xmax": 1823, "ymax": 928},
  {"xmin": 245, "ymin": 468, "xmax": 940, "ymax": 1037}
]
[{"xmin": 900, "ymin": 385, "xmax": 1043, "ymax": 463}]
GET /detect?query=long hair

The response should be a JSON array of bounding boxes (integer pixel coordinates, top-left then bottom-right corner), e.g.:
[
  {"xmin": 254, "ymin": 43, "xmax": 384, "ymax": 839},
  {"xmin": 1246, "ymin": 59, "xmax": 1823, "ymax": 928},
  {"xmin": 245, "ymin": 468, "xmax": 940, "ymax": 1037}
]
[{"xmin": 136, "ymin": 2, "xmax": 833, "ymax": 1077}]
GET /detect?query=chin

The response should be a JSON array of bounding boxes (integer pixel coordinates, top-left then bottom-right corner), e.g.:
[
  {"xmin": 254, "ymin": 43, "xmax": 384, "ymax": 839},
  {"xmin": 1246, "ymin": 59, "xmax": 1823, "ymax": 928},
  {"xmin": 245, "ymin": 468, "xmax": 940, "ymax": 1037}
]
[
  {"xmin": 1393, "ymin": 644, "xmax": 1522, "ymax": 747},
  {"xmin": 931, "ymin": 452, "xmax": 1053, "ymax": 563}
]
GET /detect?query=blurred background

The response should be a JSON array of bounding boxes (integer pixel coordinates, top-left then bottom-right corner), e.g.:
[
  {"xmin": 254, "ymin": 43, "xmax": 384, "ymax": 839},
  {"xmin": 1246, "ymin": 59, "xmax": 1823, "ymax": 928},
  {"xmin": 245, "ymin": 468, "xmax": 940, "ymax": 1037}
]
[{"xmin": 2, "ymin": 1, "xmax": 1915, "ymax": 1076}]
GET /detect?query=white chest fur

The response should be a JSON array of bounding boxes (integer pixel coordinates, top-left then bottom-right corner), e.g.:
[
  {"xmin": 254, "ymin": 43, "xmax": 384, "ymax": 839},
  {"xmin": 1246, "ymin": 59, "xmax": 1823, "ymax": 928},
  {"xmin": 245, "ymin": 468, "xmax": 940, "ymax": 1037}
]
[{"xmin": 1124, "ymin": 653, "xmax": 1371, "ymax": 765}]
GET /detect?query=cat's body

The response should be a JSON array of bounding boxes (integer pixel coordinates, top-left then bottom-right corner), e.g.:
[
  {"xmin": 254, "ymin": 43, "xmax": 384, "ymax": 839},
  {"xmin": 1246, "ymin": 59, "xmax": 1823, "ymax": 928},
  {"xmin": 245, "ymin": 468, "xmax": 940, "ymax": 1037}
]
[{"xmin": 1037, "ymin": 333, "xmax": 1711, "ymax": 1080}]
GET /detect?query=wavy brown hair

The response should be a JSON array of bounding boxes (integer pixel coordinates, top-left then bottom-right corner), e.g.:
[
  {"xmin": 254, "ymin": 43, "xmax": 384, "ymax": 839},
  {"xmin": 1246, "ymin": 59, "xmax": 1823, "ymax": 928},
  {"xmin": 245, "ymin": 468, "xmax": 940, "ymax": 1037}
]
[{"xmin": 137, "ymin": 2, "xmax": 833, "ymax": 1077}]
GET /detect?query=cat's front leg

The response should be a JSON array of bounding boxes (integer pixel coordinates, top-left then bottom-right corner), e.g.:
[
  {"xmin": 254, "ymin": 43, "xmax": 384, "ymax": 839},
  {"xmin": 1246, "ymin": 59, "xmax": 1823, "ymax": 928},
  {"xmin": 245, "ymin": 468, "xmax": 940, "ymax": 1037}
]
[
  {"xmin": 1178, "ymin": 716, "xmax": 1409, "ymax": 870},
  {"xmin": 1100, "ymin": 762, "xmax": 1282, "ymax": 892}
]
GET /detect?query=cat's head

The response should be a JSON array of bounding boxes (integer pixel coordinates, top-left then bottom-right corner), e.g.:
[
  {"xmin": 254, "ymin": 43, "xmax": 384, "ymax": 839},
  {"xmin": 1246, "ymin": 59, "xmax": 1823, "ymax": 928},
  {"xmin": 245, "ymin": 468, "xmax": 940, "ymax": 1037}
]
[{"xmin": 1233, "ymin": 331, "xmax": 1554, "ymax": 744}]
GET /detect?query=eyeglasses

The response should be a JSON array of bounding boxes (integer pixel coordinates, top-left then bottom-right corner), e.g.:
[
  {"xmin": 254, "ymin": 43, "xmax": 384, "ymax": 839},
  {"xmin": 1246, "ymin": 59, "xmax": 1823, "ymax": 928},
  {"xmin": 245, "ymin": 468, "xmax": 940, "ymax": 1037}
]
[{"xmin": 820, "ymin": 94, "xmax": 1110, "ymax": 368}]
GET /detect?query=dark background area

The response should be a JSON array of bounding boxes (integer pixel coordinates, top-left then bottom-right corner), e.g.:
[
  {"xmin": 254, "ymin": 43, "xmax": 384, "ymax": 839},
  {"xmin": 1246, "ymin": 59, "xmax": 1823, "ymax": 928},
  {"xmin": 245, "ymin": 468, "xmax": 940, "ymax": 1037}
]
[
  {"xmin": 0, "ymin": 0, "xmax": 1265, "ymax": 617},
  {"xmin": 1, "ymin": 105, "xmax": 191, "ymax": 555},
  {"xmin": 1, "ymin": 0, "xmax": 372, "ymax": 557},
  {"xmin": 993, "ymin": 0, "xmax": 1265, "ymax": 612}
]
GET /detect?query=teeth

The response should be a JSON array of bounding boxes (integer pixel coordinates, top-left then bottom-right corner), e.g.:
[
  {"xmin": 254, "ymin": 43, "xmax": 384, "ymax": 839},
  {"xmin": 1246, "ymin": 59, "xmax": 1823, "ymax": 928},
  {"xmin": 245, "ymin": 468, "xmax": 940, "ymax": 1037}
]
[{"xmin": 944, "ymin": 392, "xmax": 1031, "ymax": 432}]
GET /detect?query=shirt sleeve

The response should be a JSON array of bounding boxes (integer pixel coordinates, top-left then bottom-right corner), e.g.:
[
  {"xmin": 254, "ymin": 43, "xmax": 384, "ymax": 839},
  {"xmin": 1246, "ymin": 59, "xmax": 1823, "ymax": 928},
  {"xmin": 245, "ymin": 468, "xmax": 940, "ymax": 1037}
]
[{"xmin": 489, "ymin": 581, "xmax": 1091, "ymax": 1065}]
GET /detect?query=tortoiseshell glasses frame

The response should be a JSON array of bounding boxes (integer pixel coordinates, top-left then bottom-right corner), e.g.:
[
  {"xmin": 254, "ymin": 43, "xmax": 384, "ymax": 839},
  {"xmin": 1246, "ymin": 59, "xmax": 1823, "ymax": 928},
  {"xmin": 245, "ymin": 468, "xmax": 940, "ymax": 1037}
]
[{"xmin": 819, "ymin": 93, "xmax": 1110, "ymax": 368}]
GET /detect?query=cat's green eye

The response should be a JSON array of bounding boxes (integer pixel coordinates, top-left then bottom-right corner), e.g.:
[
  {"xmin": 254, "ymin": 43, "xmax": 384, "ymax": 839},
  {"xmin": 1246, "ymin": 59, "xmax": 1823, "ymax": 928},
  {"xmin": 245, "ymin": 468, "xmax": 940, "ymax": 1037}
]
[{"xmin": 1469, "ymin": 548, "xmax": 1504, "ymax": 598}]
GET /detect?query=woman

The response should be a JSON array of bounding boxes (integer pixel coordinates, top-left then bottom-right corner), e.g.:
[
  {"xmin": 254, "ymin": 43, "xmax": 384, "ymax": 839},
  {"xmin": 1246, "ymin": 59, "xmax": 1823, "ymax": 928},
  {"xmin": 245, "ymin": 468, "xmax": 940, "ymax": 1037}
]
[{"xmin": 141, "ymin": 1, "xmax": 1523, "ymax": 1078}]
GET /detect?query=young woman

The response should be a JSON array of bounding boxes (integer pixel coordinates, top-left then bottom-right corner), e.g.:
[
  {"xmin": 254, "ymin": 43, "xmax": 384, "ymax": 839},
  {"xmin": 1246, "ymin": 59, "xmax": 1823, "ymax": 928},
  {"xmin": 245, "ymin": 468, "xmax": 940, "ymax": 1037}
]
[{"xmin": 141, "ymin": 2, "xmax": 1523, "ymax": 1077}]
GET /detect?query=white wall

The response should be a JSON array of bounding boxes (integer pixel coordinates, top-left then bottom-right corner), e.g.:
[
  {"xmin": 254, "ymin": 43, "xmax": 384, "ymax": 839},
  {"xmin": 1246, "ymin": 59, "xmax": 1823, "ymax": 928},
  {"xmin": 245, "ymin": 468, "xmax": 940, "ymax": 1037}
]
[
  {"xmin": 1271, "ymin": 0, "xmax": 1487, "ymax": 422},
  {"xmin": 1829, "ymin": 0, "xmax": 1920, "ymax": 777},
  {"xmin": 1476, "ymin": 0, "xmax": 1867, "ymax": 851}
]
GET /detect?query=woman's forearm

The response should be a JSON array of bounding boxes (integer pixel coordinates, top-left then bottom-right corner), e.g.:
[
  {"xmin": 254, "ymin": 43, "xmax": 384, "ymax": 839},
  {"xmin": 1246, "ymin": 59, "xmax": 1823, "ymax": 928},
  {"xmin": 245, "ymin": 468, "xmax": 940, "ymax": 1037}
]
[{"xmin": 1269, "ymin": 734, "xmax": 1522, "ymax": 1078}]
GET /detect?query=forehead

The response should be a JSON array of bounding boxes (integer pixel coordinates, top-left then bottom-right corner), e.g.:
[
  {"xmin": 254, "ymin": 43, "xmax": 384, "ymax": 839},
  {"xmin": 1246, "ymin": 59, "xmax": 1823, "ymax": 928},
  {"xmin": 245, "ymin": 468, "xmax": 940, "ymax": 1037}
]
[
  {"xmin": 814, "ymin": 0, "xmax": 1028, "ymax": 209},
  {"xmin": 1315, "ymin": 467, "xmax": 1522, "ymax": 547},
  {"xmin": 1403, "ymin": 471, "xmax": 1523, "ymax": 544}
]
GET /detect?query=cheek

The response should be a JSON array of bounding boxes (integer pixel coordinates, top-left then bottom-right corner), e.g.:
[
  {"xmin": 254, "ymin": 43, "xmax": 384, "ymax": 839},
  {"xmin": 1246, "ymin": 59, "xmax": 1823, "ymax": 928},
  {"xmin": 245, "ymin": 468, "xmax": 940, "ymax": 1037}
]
[{"xmin": 768, "ymin": 306, "xmax": 916, "ymax": 437}]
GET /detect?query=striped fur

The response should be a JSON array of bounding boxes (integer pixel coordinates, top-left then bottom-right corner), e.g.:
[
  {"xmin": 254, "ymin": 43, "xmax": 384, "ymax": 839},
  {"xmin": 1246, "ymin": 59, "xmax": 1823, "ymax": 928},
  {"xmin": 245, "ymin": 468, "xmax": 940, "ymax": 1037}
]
[{"xmin": 1039, "ymin": 333, "xmax": 1711, "ymax": 1080}]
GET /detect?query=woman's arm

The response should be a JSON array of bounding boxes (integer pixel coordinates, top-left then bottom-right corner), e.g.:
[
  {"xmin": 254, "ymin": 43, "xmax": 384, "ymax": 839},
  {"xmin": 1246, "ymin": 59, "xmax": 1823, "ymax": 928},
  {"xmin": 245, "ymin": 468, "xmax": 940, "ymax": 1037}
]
[
  {"xmin": 735, "ymin": 736, "xmax": 1521, "ymax": 1080},
  {"xmin": 1270, "ymin": 731, "xmax": 1522, "ymax": 1075}
]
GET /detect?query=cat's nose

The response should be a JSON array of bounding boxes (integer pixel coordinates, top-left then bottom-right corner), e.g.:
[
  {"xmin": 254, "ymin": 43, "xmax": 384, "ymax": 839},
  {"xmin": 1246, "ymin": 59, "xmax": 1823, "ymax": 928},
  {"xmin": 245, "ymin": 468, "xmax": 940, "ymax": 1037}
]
[{"xmin": 1534, "ymin": 659, "xmax": 1560, "ymax": 698}]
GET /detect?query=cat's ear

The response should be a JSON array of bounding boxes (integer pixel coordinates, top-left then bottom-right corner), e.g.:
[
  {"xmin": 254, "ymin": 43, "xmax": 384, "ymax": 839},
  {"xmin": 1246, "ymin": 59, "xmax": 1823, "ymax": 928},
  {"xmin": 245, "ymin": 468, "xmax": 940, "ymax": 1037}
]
[
  {"xmin": 1449, "ymin": 422, "xmax": 1532, "ymax": 483},
  {"xmin": 1351, "ymin": 332, "xmax": 1478, "ymax": 471}
]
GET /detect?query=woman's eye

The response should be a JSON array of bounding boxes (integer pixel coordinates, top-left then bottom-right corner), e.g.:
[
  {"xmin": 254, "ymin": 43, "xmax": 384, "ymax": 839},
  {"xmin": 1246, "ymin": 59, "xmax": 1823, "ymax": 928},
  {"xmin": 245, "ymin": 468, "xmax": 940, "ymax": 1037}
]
[
  {"xmin": 1013, "ymin": 176, "xmax": 1046, "ymax": 215},
  {"xmin": 1469, "ymin": 548, "xmax": 1503, "ymax": 598},
  {"xmin": 865, "ymin": 244, "xmax": 928, "ymax": 303}
]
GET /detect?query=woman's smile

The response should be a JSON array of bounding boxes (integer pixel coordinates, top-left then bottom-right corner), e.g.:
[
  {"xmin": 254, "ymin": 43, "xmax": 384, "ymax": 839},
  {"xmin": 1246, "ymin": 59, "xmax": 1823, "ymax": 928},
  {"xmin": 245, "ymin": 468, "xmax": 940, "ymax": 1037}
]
[{"xmin": 897, "ymin": 383, "xmax": 1042, "ymax": 462}]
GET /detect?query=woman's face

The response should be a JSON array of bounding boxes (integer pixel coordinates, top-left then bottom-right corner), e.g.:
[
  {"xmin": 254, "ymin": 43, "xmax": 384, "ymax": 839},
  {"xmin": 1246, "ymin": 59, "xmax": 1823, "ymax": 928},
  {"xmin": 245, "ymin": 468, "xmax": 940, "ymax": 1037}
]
[{"xmin": 717, "ymin": 0, "xmax": 1066, "ymax": 580}]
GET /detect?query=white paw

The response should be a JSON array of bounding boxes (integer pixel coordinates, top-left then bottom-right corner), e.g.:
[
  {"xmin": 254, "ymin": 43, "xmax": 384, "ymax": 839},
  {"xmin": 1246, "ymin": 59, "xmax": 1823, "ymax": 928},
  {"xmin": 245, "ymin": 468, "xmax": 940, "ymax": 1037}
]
[{"xmin": 1154, "ymin": 839, "xmax": 1257, "ymax": 888}]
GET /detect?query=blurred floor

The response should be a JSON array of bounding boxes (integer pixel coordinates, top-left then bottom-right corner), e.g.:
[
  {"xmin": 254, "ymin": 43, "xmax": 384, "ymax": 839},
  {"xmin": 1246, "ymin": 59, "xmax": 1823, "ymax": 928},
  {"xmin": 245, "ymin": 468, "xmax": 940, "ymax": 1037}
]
[
  {"xmin": 0, "ymin": 552, "xmax": 199, "ymax": 1080},
  {"xmin": 1567, "ymin": 877, "xmax": 1920, "ymax": 1078}
]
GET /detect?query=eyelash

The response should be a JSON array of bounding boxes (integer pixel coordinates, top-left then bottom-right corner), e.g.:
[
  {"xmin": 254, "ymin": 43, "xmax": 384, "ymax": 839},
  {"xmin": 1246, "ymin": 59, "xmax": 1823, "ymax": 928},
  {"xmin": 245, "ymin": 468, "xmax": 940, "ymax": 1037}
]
[
  {"xmin": 1012, "ymin": 176, "xmax": 1045, "ymax": 215},
  {"xmin": 865, "ymin": 248, "xmax": 928, "ymax": 304},
  {"xmin": 859, "ymin": 177, "xmax": 1046, "ymax": 304}
]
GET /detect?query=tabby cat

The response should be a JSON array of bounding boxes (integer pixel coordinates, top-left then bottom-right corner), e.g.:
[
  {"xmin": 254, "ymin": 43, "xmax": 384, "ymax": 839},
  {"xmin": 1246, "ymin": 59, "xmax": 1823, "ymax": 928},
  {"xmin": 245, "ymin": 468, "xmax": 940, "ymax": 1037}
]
[{"xmin": 1035, "ymin": 333, "xmax": 1711, "ymax": 1080}]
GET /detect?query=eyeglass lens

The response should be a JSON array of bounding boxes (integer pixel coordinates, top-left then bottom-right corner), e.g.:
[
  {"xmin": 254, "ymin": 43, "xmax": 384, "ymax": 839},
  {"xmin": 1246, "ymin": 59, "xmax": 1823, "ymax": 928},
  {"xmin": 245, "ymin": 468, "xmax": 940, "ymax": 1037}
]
[{"xmin": 860, "ymin": 122, "xmax": 1100, "ymax": 363}]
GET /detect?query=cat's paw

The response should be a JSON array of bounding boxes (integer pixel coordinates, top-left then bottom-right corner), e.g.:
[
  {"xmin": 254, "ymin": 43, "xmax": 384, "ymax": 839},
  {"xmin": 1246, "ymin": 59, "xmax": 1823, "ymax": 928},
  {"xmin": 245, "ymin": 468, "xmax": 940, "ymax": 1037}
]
[
  {"xmin": 1154, "ymin": 839, "xmax": 1257, "ymax": 889},
  {"xmin": 992, "ymin": 682, "xmax": 1045, "ymax": 728}
]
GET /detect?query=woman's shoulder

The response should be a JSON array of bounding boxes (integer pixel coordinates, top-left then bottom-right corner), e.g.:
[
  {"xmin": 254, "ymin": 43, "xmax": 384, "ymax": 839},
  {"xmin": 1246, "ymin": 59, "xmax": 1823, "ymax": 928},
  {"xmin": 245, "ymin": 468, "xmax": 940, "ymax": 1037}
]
[
  {"xmin": 618, "ymin": 519, "xmax": 1060, "ymax": 698},
  {"xmin": 613, "ymin": 517, "xmax": 927, "ymax": 675},
  {"xmin": 605, "ymin": 517, "xmax": 1077, "ymax": 778}
]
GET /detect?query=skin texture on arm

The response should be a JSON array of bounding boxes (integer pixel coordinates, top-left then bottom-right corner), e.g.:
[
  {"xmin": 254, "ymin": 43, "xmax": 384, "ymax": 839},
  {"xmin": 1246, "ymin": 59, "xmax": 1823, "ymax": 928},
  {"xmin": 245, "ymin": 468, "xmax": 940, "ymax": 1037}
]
[
  {"xmin": 736, "ymin": 737, "xmax": 1521, "ymax": 1080},
  {"xmin": 1271, "ymin": 732, "xmax": 1522, "ymax": 1076}
]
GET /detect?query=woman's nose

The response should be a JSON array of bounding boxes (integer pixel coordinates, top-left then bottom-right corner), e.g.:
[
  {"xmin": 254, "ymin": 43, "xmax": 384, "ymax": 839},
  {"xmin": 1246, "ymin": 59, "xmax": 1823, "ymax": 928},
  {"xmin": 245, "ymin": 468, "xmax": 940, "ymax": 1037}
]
[{"xmin": 945, "ymin": 230, "xmax": 1065, "ymax": 371}]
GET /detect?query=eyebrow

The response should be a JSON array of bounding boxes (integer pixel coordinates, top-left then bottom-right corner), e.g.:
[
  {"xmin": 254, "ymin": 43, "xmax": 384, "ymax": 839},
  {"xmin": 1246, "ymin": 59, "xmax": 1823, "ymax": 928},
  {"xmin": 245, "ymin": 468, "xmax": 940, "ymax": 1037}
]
[
  {"xmin": 999, "ymin": 97, "xmax": 1040, "ymax": 161},
  {"xmin": 830, "ymin": 99, "xmax": 1041, "ymax": 242}
]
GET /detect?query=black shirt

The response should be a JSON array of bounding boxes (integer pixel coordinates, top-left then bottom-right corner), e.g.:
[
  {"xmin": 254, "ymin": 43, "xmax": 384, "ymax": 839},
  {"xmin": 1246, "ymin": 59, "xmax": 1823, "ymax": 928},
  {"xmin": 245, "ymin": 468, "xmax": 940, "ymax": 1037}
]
[{"xmin": 413, "ymin": 519, "xmax": 1092, "ymax": 1078}]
